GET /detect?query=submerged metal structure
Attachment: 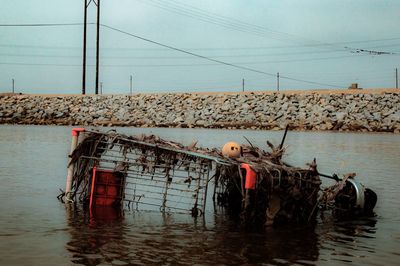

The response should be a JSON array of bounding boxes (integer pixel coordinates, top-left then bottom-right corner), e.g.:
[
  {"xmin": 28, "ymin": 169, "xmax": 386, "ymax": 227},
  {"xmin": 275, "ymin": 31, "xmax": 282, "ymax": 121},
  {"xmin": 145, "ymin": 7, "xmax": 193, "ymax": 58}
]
[
  {"xmin": 61, "ymin": 129, "xmax": 227, "ymax": 216},
  {"xmin": 59, "ymin": 128, "xmax": 377, "ymax": 226}
]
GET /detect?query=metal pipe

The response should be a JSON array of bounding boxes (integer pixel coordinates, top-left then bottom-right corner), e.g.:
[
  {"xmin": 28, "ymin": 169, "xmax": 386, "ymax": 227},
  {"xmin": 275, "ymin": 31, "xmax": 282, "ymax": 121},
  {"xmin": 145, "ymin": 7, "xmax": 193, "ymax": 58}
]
[
  {"xmin": 64, "ymin": 128, "xmax": 85, "ymax": 202},
  {"xmin": 202, "ymin": 164, "xmax": 210, "ymax": 214},
  {"xmin": 95, "ymin": 0, "xmax": 100, "ymax": 94},
  {"xmin": 277, "ymin": 72, "xmax": 280, "ymax": 91},
  {"xmin": 82, "ymin": 0, "xmax": 87, "ymax": 95},
  {"xmin": 130, "ymin": 75, "xmax": 133, "ymax": 95},
  {"xmin": 279, "ymin": 124, "xmax": 289, "ymax": 149}
]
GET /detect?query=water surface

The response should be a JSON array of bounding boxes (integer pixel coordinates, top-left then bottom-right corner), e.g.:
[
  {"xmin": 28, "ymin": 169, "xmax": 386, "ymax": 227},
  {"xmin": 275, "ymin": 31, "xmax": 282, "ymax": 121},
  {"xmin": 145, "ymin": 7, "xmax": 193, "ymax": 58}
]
[{"xmin": 0, "ymin": 125, "xmax": 399, "ymax": 265}]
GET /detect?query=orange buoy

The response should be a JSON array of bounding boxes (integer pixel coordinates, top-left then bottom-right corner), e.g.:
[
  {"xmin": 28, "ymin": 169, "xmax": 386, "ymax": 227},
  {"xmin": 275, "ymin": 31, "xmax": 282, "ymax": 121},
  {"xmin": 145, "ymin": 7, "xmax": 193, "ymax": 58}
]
[{"xmin": 222, "ymin": 141, "xmax": 241, "ymax": 158}]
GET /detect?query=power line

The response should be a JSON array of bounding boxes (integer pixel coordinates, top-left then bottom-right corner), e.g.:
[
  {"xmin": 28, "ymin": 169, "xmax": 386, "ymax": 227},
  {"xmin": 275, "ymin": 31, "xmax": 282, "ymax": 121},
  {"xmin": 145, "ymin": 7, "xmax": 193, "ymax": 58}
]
[
  {"xmin": 99, "ymin": 24, "xmax": 272, "ymax": 77},
  {"xmin": 0, "ymin": 62, "xmax": 82, "ymax": 67},
  {"xmin": 135, "ymin": 0, "xmax": 284, "ymax": 40},
  {"xmin": 0, "ymin": 49, "xmax": 367, "ymax": 59},
  {"xmin": 137, "ymin": 0, "xmax": 326, "ymax": 45},
  {"xmin": 0, "ymin": 23, "xmax": 85, "ymax": 27},
  {"xmin": 1, "ymin": 21, "xmax": 397, "ymax": 55},
  {"xmin": 0, "ymin": 42, "xmax": 397, "ymax": 52},
  {"xmin": 0, "ymin": 22, "xmax": 364, "ymax": 87},
  {"xmin": 0, "ymin": 53, "xmax": 368, "ymax": 67},
  {"xmin": 2, "ymin": 22, "xmax": 394, "ymax": 87},
  {"xmin": 100, "ymin": 24, "xmax": 343, "ymax": 88},
  {"xmin": 0, "ymin": 35, "xmax": 398, "ymax": 51},
  {"xmin": 0, "ymin": 42, "xmax": 398, "ymax": 54},
  {"xmin": 135, "ymin": 0, "xmax": 396, "ymax": 55}
]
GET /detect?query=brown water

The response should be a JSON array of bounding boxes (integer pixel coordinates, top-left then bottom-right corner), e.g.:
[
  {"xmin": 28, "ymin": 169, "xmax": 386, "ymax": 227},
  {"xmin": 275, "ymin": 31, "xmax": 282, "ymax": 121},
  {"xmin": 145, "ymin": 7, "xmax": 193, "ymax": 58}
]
[{"xmin": 0, "ymin": 125, "xmax": 399, "ymax": 265}]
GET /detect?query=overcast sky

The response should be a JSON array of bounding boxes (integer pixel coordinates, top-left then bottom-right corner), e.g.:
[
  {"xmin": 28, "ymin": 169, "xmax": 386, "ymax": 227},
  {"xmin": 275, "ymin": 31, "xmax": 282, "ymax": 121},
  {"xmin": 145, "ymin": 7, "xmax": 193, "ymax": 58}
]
[{"xmin": 0, "ymin": 0, "xmax": 399, "ymax": 94}]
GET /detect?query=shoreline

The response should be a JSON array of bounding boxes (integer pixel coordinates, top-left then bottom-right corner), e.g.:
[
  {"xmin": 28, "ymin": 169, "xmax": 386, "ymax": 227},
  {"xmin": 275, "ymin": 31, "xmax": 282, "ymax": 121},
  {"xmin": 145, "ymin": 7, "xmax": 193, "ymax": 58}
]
[
  {"xmin": 1, "ymin": 123, "xmax": 399, "ymax": 136},
  {"xmin": 1, "ymin": 87, "xmax": 398, "ymax": 97}
]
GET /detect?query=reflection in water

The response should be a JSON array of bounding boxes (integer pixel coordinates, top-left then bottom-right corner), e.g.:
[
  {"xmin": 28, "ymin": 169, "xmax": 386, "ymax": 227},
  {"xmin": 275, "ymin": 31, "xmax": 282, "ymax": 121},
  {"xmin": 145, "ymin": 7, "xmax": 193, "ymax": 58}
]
[
  {"xmin": 64, "ymin": 203, "xmax": 380, "ymax": 265},
  {"xmin": 211, "ymin": 211, "xmax": 320, "ymax": 265},
  {"xmin": 317, "ymin": 214, "xmax": 378, "ymax": 264},
  {"xmin": 65, "ymin": 204, "xmax": 321, "ymax": 265},
  {"xmin": 65, "ymin": 205, "xmax": 127, "ymax": 265}
]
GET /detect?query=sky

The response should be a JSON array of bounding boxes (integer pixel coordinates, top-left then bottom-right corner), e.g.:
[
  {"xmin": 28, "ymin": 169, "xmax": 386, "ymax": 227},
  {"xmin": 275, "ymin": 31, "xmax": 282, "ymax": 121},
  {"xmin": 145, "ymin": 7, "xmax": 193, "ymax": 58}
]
[{"xmin": 0, "ymin": 0, "xmax": 399, "ymax": 94}]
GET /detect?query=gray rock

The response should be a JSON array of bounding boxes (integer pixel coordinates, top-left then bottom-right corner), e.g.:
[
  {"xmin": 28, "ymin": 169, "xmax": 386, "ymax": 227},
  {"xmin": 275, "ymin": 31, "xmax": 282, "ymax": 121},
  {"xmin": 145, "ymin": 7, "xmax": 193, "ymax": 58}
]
[
  {"xmin": 195, "ymin": 119, "xmax": 206, "ymax": 126},
  {"xmin": 372, "ymin": 112, "xmax": 381, "ymax": 121},
  {"xmin": 1, "ymin": 91, "xmax": 399, "ymax": 132},
  {"xmin": 55, "ymin": 112, "xmax": 65, "ymax": 118},
  {"xmin": 389, "ymin": 111, "xmax": 400, "ymax": 122},
  {"xmin": 221, "ymin": 104, "xmax": 231, "ymax": 111},
  {"xmin": 336, "ymin": 112, "xmax": 347, "ymax": 121},
  {"xmin": 16, "ymin": 106, "xmax": 24, "ymax": 114}
]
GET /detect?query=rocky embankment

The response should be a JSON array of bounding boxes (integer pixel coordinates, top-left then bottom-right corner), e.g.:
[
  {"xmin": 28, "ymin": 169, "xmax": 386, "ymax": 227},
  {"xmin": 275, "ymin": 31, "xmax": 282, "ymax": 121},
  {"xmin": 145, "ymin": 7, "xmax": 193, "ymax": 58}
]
[{"xmin": 1, "ymin": 90, "xmax": 399, "ymax": 132}]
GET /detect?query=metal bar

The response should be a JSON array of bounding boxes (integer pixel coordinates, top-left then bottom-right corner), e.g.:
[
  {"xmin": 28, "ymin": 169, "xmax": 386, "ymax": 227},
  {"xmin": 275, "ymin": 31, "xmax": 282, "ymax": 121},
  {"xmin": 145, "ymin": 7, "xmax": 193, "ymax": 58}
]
[
  {"xmin": 88, "ymin": 148, "xmax": 212, "ymax": 172},
  {"xmin": 82, "ymin": 0, "xmax": 87, "ymax": 95},
  {"xmin": 123, "ymin": 192, "xmax": 197, "ymax": 207},
  {"xmin": 124, "ymin": 182, "xmax": 201, "ymax": 196},
  {"xmin": 279, "ymin": 124, "xmax": 289, "ymax": 149},
  {"xmin": 202, "ymin": 164, "xmax": 210, "ymax": 214},
  {"xmin": 130, "ymin": 75, "xmax": 133, "ymax": 94},
  {"xmin": 83, "ymin": 131, "xmax": 230, "ymax": 164},
  {"xmin": 95, "ymin": 0, "xmax": 100, "ymax": 94},
  {"xmin": 277, "ymin": 72, "xmax": 280, "ymax": 92},
  {"xmin": 98, "ymin": 151, "xmax": 208, "ymax": 170},
  {"xmin": 95, "ymin": 148, "xmax": 224, "ymax": 171},
  {"xmin": 85, "ymin": 156, "xmax": 207, "ymax": 178},
  {"xmin": 125, "ymin": 170, "xmax": 202, "ymax": 184},
  {"xmin": 99, "ymin": 169, "xmax": 201, "ymax": 187},
  {"xmin": 124, "ymin": 167, "xmax": 206, "ymax": 188},
  {"xmin": 192, "ymin": 163, "xmax": 203, "ymax": 216},
  {"xmin": 122, "ymin": 200, "xmax": 192, "ymax": 213}
]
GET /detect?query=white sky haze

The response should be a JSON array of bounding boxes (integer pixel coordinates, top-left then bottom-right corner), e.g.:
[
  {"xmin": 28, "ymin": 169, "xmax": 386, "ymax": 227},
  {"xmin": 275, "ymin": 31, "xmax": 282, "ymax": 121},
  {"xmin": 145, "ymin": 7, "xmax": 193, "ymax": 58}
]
[{"xmin": 0, "ymin": 0, "xmax": 399, "ymax": 94}]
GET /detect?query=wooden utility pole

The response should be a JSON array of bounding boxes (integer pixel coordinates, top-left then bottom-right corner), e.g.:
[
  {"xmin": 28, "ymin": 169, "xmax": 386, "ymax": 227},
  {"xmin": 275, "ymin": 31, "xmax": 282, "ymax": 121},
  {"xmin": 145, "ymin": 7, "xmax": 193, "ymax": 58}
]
[
  {"xmin": 242, "ymin": 78, "xmax": 245, "ymax": 92},
  {"xmin": 396, "ymin": 68, "xmax": 398, "ymax": 89},
  {"xmin": 82, "ymin": 0, "xmax": 100, "ymax": 95},
  {"xmin": 100, "ymin": 82, "xmax": 103, "ymax": 94},
  {"xmin": 277, "ymin": 72, "xmax": 280, "ymax": 91},
  {"xmin": 12, "ymin": 78, "xmax": 15, "ymax": 93},
  {"xmin": 82, "ymin": 0, "xmax": 88, "ymax": 95},
  {"xmin": 130, "ymin": 75, "xmax": 133, "ymax": 94},
  {"xmin": 95, "ymin": 0, "xmax": 100, "ymax": 95}
]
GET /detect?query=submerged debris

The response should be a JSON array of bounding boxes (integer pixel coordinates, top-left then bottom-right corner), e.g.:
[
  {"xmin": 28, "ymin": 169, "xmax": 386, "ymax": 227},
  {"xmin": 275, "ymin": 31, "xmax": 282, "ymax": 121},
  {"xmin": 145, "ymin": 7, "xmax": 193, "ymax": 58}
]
[{"xmin": 59, "ymin": 128, "xmax": 377, "ymax": 227}]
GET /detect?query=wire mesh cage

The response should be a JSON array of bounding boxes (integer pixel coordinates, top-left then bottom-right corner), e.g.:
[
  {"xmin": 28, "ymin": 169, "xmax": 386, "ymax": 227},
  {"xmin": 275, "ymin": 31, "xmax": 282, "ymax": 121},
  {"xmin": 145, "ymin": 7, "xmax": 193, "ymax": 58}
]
[{"xmin": 65, "ymin": 130, "xmax": 225, "ymax": 216}]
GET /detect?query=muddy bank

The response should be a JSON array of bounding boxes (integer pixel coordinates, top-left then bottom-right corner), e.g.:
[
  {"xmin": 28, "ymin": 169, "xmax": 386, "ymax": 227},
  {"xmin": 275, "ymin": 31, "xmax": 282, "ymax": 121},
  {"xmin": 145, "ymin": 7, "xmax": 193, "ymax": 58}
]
[{"xmin": 1, "ymin": 90, "xmax": 399, "ymax": 132}]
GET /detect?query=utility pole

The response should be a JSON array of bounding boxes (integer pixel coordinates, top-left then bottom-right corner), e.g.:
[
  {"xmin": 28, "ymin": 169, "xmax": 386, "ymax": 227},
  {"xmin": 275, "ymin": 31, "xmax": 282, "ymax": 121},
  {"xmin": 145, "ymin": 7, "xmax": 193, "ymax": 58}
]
[
  {"xmin": 396, "ymin": 68, "xmax": 398, "ymax": 89},
  {"xmin": 95, "ymin": 0, "xmax": 101, "ymax": 95},
  {"xmin": 277, "ymin": 72, "xmax": 280, "ymax": 92},
  {"xmin": 12, "ymin": 78, "xmax": 15, "ymax": 93},
  {"xmin": 130, "ymin": 75, "xmax": 133, "ymax": 94},
  {"xmin": 82, "ymin": 0, "xmax": 100, "ymax": 95},
  {"xmin": 82, "ymin": 0, "xmax": 88, "ymax": 95},
  {"xmin": 100, "ymin": 82, "xmax": 103, "ymax": 94},
  {"xmin": 242, "ymin": 78, "xmax": 245, "ymax": 92}
]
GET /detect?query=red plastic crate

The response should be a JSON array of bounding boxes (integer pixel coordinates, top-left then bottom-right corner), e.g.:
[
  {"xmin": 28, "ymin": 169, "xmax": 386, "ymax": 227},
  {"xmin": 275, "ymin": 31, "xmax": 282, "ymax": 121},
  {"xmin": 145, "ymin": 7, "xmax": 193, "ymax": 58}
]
[{"xmin": 89, "ymin": 167, "xmax": 125, "ymax": 208}]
